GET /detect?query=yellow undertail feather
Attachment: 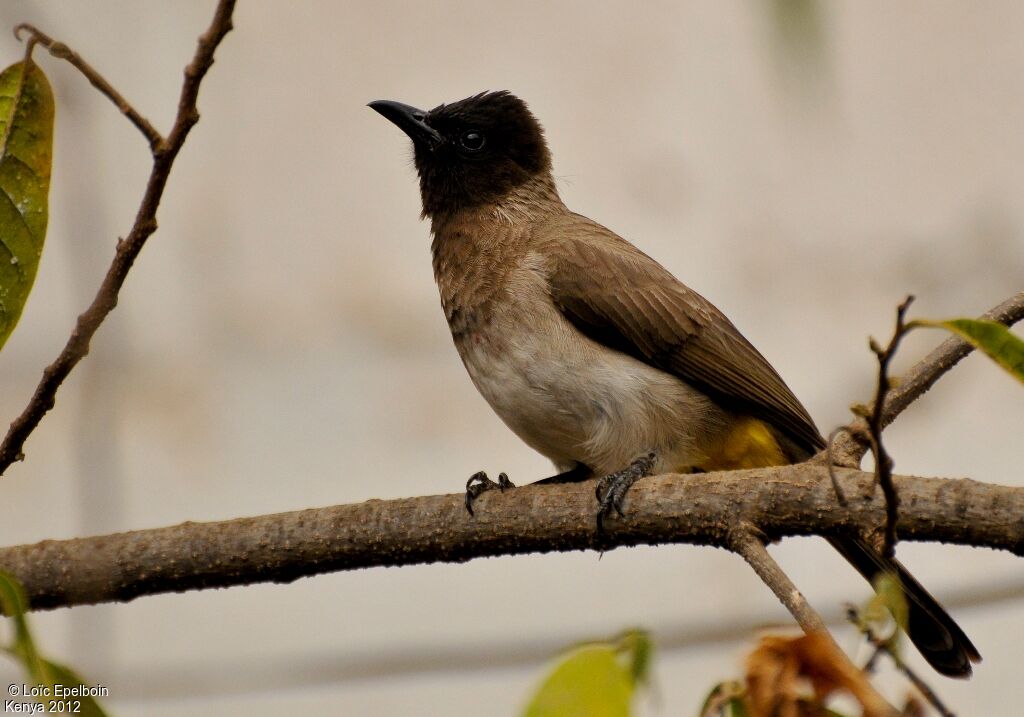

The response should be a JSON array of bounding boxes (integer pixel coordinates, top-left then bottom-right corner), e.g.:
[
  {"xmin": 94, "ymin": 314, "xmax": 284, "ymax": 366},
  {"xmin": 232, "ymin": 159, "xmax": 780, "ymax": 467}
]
[{"xmin": 700, "ymin": 417, "xmax": 788, "ymax": 471}]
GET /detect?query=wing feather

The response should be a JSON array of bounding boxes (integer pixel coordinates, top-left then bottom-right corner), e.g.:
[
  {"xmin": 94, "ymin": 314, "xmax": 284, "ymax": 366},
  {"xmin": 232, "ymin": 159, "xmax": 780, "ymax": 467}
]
[{"xmin": 544, "ymin": 217, "xmax": 825, "ymax": 458}]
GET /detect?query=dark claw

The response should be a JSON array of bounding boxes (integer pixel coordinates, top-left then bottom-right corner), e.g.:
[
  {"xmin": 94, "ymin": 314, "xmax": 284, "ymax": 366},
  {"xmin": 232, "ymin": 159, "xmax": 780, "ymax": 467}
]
[
  {"xmin": 465, "ymin": 471, "xmax": 515, "ymax": 516},
  {"xmin": 497, "ymin": 472, "xmax": 513, "ymax": 491},
  {"xmin": 594, "ymin": 452, "xmax": 657, "ymax": 534},
  {"xmin": 596, "ymin": 472, "xmax": 635, "ymax": 521}
]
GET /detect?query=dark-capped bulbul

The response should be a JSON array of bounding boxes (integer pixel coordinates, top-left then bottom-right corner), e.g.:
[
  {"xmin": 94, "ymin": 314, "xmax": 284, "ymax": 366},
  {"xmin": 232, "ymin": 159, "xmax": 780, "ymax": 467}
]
[{"xmin": 369, "ymin": 91, "xmax": 980, "ymax": 677}]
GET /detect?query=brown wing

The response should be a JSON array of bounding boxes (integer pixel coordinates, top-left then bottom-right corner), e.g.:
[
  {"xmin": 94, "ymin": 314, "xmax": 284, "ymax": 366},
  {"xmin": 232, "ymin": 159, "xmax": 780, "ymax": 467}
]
[{"xmin": 544, "ymin": 215, "xmax": 825, "ymax": 458}]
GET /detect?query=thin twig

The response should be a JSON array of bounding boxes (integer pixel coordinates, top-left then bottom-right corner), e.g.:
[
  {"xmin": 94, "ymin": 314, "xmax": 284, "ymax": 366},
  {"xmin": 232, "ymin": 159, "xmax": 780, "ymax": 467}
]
[
  {"xmin": 863, "ymin": 296, "xmax": 915, "ymax": 559},
  {"xmin": 828, "ymin": 291, "xmax": 1024, "ymax": 465},
  {"xmin": 13, "ymin": 23, "xmax": 164, "ymax": 150},
  {"xmin": 846, "ymin": 607, "xmax": 955, "ymax": 717},
  {"xmin": 728, "ymin": 527, "xmax": 899, "ymax": 715},
  {"xmin": 0, "ymin": 0, "xmax": 236, "ymax": 476},
  {"xmin": 862, "ymin": 643, "xmax": 884, "ymax": 674},
  {"xmin": 879, "ymin": 290, "xmax": 1024, "ymax": 429},
  {"xmin": 729, "ymin": 525, "xmax": 827, "ymax": 633}
]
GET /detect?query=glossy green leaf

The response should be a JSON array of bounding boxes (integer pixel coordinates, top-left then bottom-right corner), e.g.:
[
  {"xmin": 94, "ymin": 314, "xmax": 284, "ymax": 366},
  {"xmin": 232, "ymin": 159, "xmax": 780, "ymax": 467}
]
[
  {"xmin": 0, "ymin": 58, "xmax": 53, "ymax": 350},
  {"xmin": 524, "ymin": 645, "xmax": 633, "ymax": 717},
  {"xmin": 913, "ymin": 318, "xmax": 1024, "ymax": 385}
]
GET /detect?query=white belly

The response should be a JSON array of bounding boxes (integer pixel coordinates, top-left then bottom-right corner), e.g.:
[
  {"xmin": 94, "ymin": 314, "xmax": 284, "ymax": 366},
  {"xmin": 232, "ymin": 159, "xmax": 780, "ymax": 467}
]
[{"xmin": 455, "ymin": 297, "xmax": 726, "ymax": 476}]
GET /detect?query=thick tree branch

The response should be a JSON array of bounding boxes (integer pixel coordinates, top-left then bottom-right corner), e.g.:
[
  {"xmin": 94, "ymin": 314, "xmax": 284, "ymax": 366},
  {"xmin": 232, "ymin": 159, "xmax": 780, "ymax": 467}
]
[
  {"xmin": 827, "ymin": 290, "xmax": 1024, "ymax": 466},
  {"xmin": 0, "ymin": 466, "xmax": 1020, "ymax": 613},
  {"xmin": 0, "ymin": 0, "xmax": 236, "ymax": 475}
]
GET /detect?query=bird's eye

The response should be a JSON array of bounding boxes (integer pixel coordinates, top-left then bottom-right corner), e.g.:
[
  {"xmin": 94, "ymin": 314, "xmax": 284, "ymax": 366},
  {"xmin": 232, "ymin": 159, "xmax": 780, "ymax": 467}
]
[{"xmin": 459, "ymin": 130, "xmax": 485, "ymax": 152}]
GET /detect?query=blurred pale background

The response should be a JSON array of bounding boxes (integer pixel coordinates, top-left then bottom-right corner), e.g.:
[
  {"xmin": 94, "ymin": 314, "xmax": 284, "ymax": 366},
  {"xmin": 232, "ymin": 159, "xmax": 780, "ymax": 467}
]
[{"xmin": 0, "ymin": 1, "xmax": 1022, "ymax": 714}]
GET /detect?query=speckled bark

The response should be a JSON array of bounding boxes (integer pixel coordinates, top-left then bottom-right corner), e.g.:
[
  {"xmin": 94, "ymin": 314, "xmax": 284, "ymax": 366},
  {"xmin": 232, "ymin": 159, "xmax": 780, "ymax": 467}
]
[{"xmin": 1, "ymin": 466, "xmax": 1021, "ymax": 612}]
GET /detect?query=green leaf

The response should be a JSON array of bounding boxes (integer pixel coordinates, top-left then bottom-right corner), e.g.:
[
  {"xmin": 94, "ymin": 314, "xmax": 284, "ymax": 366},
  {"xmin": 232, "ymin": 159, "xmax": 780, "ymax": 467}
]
[
  {"xmin": 1, "ymin": 572, "xmax": 110, "ymax": 716},
  {"xmin": 523, "ymin": 645, "xmax": 633, "ymax": 717},
  {"xmin": 914, "ymin": 318, "xmax": 1024, "ymax": 385},
  {"xmin": 618, "ymin": 629, "xmax": 653, "ymax": 687},
  {"xmin": 728, "ymin": 698, "xmax": 750, "ymax": 717},
  {"xmin": 38, "ymin": 659, "xmax": 110, "ymax": 717},
  {"xmin": 0, "ymin": 58, "xmax": 54, "ymax": 351},
  {"xmin": 869, "ymin": 573, "xmax": 909, "ymax": 634},
  {"xmin": 698, "ymin": 681, "xmax": 747, "ymax": 717},
  {"xmin": 0, "ymin": 571, "xmax": 47, "ymax": 683}
]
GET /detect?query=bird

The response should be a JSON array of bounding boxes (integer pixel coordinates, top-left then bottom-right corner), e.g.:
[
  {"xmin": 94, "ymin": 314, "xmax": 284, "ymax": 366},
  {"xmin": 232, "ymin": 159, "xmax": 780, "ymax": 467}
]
[{"xmin": 368, "ymin": 90, "xmax": 981, "ymax": 677}]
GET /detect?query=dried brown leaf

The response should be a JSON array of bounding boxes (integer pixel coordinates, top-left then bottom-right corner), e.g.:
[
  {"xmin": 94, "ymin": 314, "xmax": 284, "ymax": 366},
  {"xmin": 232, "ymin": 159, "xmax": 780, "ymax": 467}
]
[{"xmin": 744, "ymin": 632, "xmax": 893, "ymax": 717}]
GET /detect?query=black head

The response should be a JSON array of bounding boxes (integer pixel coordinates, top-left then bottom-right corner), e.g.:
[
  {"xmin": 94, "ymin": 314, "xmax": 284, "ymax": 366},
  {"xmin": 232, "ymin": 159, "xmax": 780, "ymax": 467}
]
[{"xmin": 369, "ymin": 91, "xmax": 551, "ymax": 218}]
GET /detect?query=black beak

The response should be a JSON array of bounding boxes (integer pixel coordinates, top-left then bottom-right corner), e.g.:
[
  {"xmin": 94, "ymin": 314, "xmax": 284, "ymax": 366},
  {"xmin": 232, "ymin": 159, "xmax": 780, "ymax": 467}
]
[{"xmin": 368, "ymin": 100, "xmax": 442, "ymax": 148}]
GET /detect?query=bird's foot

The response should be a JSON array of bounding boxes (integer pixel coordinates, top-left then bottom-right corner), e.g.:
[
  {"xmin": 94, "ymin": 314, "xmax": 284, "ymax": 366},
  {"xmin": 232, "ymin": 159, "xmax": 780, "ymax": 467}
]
[
  {"xmin": 465, "ymin": 471, "xmax": 515, "ymax": 516},
  {"xmin": 595, "ymin": 452, "xmax": 657, "ymax": 534}
]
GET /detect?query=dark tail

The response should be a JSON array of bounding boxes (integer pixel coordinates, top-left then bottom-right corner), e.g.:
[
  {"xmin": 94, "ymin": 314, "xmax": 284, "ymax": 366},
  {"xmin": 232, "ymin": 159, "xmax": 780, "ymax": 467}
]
[{"xmin": 828, "ymin": 536, "xmax": 981, "ymax": 677}]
